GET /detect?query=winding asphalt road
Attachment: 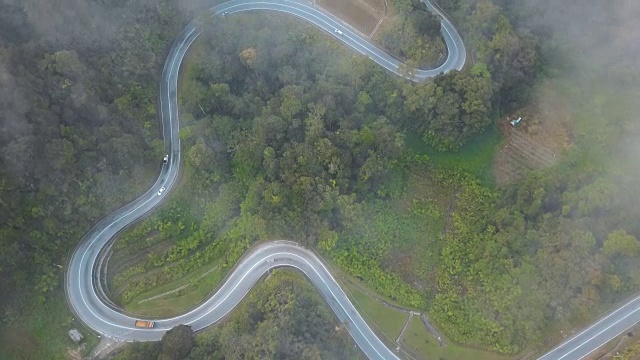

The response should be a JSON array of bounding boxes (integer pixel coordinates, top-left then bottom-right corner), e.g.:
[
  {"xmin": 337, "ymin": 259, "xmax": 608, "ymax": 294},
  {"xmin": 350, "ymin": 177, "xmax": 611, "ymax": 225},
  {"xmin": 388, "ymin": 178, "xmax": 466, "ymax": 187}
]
[
  {"xmin": 66, "ymin": 1, "xmax": 464, "ymax": 359},
  {"xmin": 65, "ymin": 0, "xmax": 636, "ymax": 359}
]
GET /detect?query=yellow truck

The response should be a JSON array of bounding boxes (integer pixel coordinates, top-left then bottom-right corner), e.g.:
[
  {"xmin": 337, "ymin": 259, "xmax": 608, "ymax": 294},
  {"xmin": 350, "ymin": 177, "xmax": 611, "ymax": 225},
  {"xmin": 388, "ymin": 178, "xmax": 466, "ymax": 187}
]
[{"xmin": 134, "ymin": 320, "xmax": 155, "ymax": 328}]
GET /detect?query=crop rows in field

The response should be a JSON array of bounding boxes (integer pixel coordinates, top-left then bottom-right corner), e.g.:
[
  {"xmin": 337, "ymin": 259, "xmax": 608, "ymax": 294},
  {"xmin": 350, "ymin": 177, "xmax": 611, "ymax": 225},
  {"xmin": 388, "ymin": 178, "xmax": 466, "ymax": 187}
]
[{"xmin": 494, "ymin": 121, "xmax": 558, "ymax": 185}]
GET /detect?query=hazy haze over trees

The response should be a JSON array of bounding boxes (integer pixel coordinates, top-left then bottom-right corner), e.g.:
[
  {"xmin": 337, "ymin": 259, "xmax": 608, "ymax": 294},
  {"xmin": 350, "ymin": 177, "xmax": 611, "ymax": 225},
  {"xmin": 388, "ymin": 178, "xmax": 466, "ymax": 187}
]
[{"xmin": 2, "ymin": 0, "xmax": 640, "ymax": 358}]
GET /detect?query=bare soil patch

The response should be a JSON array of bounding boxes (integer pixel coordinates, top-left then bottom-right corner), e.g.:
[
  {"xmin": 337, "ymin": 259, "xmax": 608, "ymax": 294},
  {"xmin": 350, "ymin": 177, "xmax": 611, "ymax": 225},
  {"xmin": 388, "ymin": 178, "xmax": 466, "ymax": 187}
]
[
  {"xmin": 318, "ymin": 0, "xmax": 384, "ymax": 36},
  {"xmin": 66, "ymin": 348, "xmax": 82, "ymax": 360},
  {"xmin": 494, "ymin": 82, "xmax": 573, "ymax": 185},
  {"xmin": 90, "ymin": 337, "xmax": 126, "ymax": 359}
]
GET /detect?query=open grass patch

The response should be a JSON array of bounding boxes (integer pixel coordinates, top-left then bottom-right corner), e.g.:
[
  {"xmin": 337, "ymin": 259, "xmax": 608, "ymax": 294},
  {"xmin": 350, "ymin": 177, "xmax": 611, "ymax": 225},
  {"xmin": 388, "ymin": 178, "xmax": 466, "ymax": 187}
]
[
  {"xmin": 334, "ymin": 168, "xmax": 452, "ymax": 303},
  {"xmin": 0, "ymin": 289, "xmax": 98, "ymax": 360},
  {"xmin": 125, "ymin": 261, "xmax": 225, "ymax": 317},
  {"xmin": 401, "ymin": 316, "xmax": 509, "ymax": 360},
  {"xmin": 405, "ymin": 126, "xmax": 501, "ymax": 186},
  {"xmin": 343, "ymin": 282, "xmax": 408, "ymax": 340},
  {"xmin": 337, "ymin": 274, "xmax": 510, "ymax": 360}
]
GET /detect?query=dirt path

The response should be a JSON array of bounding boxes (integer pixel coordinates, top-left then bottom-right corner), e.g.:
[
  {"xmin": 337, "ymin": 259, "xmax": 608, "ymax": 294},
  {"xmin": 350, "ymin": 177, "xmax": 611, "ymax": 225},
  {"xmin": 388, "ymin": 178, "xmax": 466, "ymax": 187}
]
[
  {"xmin": 89, "ymin": 337, "xmax": 125, "ymax": 360},
  {"xmin": 342, "ymin": 276, "xmax": 446, "ymax": 347},
  {"xmin": 369, "ymin": 16, "xmax": 387, "ymax": 39},
  {"xmin": 441, "ymin": 188, "xmax": 459, "ymax": 238},
  {"xmin": 420, "ymin": 313, "xmax": 445, "ymax": 347},
  {"xmin": 396, "ymin": 312, "xmax": 414, "ymax": 344},
  {"xmin": 137, "ymin": 265, "xmax": 219, "ymax": 304},
  {"xmin": 108, "ymin": 237, "xmax": 173, "ymax": 278}
]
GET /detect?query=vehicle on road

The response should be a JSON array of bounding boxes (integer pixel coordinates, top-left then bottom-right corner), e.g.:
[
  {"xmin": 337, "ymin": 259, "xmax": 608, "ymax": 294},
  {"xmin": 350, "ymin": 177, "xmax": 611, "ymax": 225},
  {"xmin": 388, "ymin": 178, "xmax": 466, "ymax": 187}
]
[
  {"xmin": 65, "ymin": 1, "xmax": 466, "ymax": 358},
  {"xmin": 163, "ymin": 154, "xmax": 169, "ymax": 163},
  {"xmin": 134, "ymin": 320, "xmax": 154, "ymax": 328}
]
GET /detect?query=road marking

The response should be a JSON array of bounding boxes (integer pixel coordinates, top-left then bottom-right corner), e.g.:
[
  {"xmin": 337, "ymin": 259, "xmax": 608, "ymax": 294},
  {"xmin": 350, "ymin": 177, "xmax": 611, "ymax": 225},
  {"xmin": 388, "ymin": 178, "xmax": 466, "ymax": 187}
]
[
  {"xmin": 555, "ymin": 304, "xmax": 640, "ymax": 360},
  {"xmin": 542, "ymin": 295, "xmax": 640, "ymax": 359},
  {"xmin": 67, "ymin": 1, "xmax": 465, "ymax": 358}
]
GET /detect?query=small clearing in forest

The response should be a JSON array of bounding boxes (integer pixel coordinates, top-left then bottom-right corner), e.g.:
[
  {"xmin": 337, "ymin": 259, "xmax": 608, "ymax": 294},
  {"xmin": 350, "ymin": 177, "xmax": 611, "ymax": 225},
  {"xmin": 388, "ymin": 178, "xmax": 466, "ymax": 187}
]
[{"xmin": 494, "ymin": 82, "xmax": 574, "ymax": 185}]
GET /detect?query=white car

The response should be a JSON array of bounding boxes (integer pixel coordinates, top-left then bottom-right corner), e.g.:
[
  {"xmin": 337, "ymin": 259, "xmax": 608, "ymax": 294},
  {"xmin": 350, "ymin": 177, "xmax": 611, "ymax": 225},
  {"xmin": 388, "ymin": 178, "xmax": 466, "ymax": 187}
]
[
  {"xmin": 157, "ymin": 187, "xmax": 165, "ymax": 196},
  {"xmin": 222, "ymin": 11, "xmax": 229, "ymax": 16},
  {"xmin": 163, "ymin": 154, "xmax": 169, "ymax": 163},
  {"xmin": 334, "ymin": 29, "xmax": 343, "ymax": 35}
]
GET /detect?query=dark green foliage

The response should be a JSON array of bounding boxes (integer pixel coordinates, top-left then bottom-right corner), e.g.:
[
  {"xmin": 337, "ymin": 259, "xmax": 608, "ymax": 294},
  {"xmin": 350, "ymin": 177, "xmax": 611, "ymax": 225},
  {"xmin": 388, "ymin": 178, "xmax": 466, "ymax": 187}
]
[
  {"xmin": 117, "ymin": 342, "xmax": 161, "ymax": 360},
  {"xmin": 2, "ymin": 0, "xmax": 552, "ymax": 357},
  {"xmin": 447, "ymin": 0, "xmax": 539, "ymax": 112},
  {"xmin": 424, "ymin": 153, "xmax": 640, "ymax": 353},
  {"xmin": 160, "ymin": 325, "xmax": 195, "ymax": 360},
  {"xmin": 379, "ymin": 0, "xmax": 444, "ymax": 66},
  {"xmin": 110, "ymin": 2, "xmax": 640, "ymax": 358},
  {"xmin": 177, "ymin": 14, "xmax": 413, "ymax": 245},
  {"xmin": 116, "ymin": 324, "xmax": 195, "ymax": 360},
  {"xmin": 0, "ymin": 1, "xmax": 222, "ymax": 358},
  {"xmin": 0, "ymin": 0, "xmax": 186, "ymax": 329},
  {"xmin": 190, "ymin": 271, "xmax": 365, "ymax": 360}
]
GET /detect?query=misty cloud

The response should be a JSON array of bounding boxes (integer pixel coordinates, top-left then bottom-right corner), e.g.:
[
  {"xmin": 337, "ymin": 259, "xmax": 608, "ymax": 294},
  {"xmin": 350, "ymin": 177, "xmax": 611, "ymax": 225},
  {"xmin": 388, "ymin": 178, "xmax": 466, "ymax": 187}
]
[{"xmin": 507, "ymin": 0, "xmax": 640, "ymax": 78}]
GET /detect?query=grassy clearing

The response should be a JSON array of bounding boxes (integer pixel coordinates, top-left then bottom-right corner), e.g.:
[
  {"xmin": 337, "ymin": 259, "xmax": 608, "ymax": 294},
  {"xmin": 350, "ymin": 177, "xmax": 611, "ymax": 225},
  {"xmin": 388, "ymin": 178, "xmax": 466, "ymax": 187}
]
[
  {"xmin": 400, "ymin": 316, "xmax": 437, "ymax": 359},
  {"xmin": 343, "ymin": 282, "xmax": 409, "ymax": 340},
  {"xmin": 317, "ymin": 251, "xmax": 414, "ymax": 346},
  {"xmin": 335, "ymin": 270, "xmax": 511, "ymax": 360},
  {"xmin": 125, "ymin": 261, "xmax": 225, "ymax": 317},
  {"xmin": 365, "ymin": 191, "xmax": 445, "ymax": 298},
  {"xmin": 401, "ymin": 316, "xmax": 509, "ymax": 360},
  {"xmin": 336, "ymin": 168, "xmax": 450, "ymax": 302},
  {"xmin": 0, "ymin": 289, "xmax": 98, "ymax": 360},
  {"xmin": 405, "ymin": 126, "xmax": 501, "ymax": 186}
]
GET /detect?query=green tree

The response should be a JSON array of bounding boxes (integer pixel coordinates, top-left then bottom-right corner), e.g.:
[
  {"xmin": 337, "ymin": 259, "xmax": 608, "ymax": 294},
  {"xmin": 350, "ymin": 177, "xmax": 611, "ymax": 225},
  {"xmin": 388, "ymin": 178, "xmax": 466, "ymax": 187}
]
[
  {"xmin": 602, "ymin": 230, "xmax": 640, "ymax": 258},
  {"xmin": 188, "ymin": 139, "xmax": 214, "ymax": 169},
  {"xmin": 159, "ymin": 325, "xmax": 195, "ymax": 360}
]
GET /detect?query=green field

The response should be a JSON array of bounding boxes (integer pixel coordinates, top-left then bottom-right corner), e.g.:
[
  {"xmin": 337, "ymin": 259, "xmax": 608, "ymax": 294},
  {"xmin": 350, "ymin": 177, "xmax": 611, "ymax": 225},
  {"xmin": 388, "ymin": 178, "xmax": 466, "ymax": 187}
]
[
  {"xmin": 401, "ymin": 316, "xmax": 510, "ymax": 360},
  {"xmin": 0, "ymin": 290, "xmax": 98, "ymax": 360},
  {"xmin": 405, "ymin": 126, "xmax": 502, "ymax": 186},
  {"xmin": 343, "ymin": 282, "xmax": 409, "ymax": 341},
  {"xmin": 125, "ymin": 261, "xmax": 225, "ymax": 317},
  {"xmin": 325, "ymin": 251, "xmax": 511, "ymax": 360},
  {"xmin": 339, "ymin": 275, "xmax": 511, "ymax": 360}
]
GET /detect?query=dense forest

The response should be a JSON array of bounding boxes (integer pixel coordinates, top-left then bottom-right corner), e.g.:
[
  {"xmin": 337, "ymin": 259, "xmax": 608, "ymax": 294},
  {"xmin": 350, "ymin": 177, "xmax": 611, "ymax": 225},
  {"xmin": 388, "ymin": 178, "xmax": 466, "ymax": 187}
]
[
  {"xmin": 0, "ymin": 0, "xmax": 195, "ymax": 358},
  {"xmin": 2, "ymin": 0, "xmax": 640, "ymax": 358},
  {"xmin": 377, "ymin": 0, "xmax": 445, "ymax": 67}
]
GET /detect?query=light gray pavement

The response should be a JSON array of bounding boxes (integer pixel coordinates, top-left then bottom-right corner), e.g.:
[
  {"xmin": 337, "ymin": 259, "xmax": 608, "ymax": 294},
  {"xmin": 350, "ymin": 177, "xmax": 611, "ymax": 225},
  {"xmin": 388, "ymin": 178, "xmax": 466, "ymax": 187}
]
[
  {"xmin": 538, "ymin": 294, "xmax": 640, "ymax": 360},
  {"xmin": 65, "ymin": 1, "xmax": 464, "ymax": 358},
  {"xmin": 65, "ymin": 1, "xmax": 638, "ymax": 359}
]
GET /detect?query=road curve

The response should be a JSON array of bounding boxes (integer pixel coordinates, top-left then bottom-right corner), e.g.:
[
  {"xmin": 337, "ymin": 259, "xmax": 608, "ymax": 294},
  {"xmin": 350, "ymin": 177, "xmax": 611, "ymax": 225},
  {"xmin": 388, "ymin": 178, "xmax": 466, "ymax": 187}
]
[
  {"xmin": 65, "ymin": 0, "xmax": 465, "ymax": 359},
  {"xmin": 65, "ymin": 1, "xmax": 640, "ymax": 359}
]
